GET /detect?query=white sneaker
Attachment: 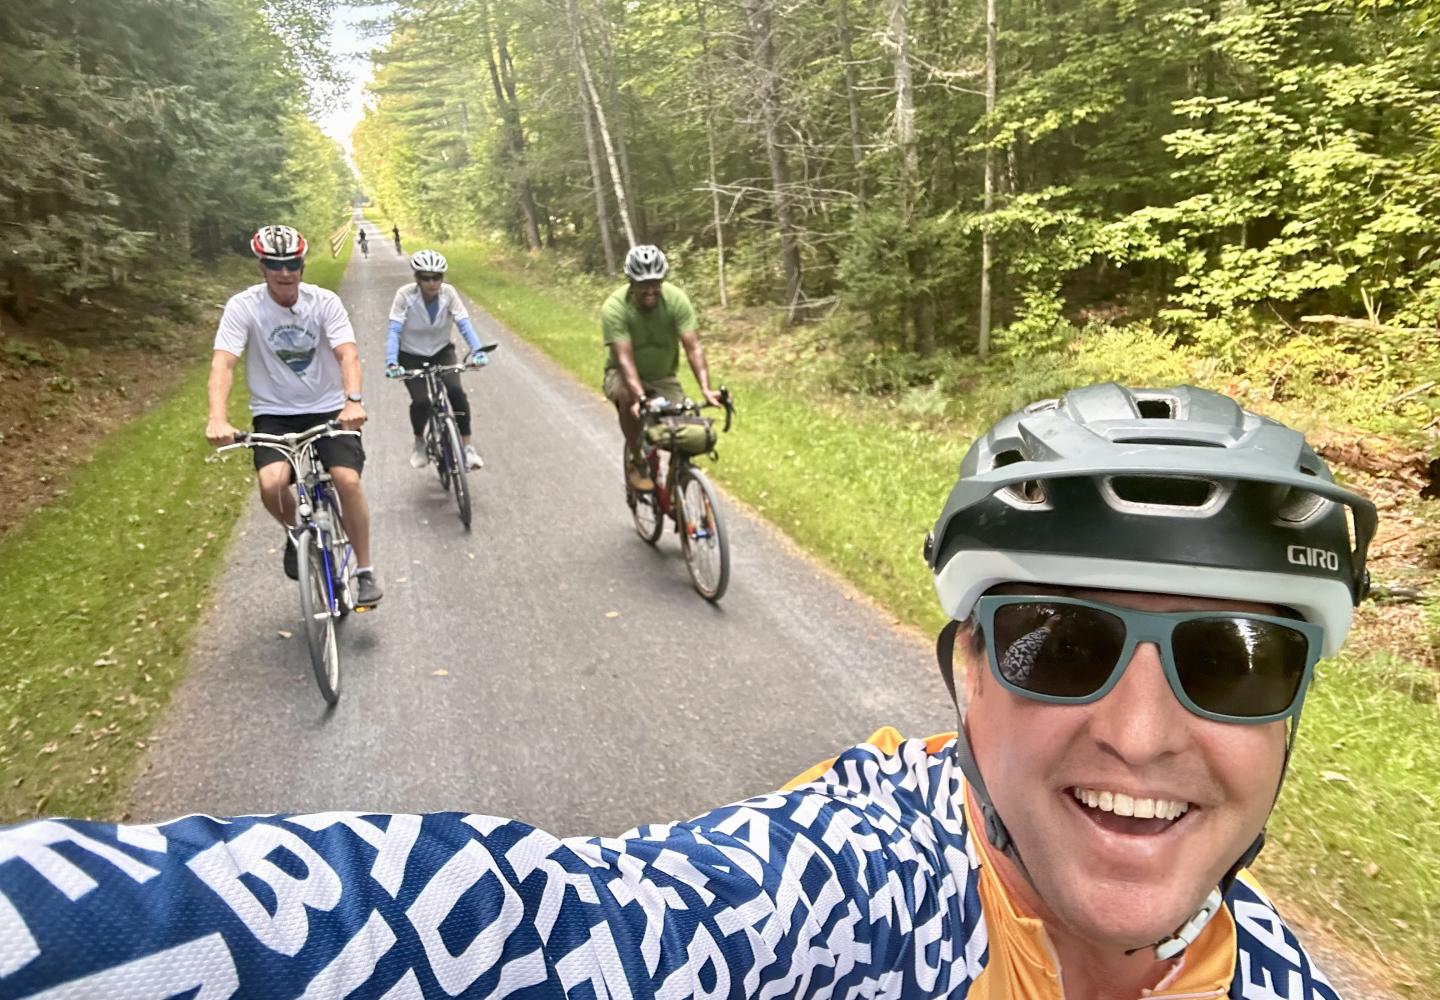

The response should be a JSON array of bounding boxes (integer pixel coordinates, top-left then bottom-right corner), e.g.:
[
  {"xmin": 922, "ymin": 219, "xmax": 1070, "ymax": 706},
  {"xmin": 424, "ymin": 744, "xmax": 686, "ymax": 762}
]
[
  {"xmin": 465, "ymin": 445, "xmax": 484, "ymax": 469},
  {"xmin": 409, "ymin": 440, "xmax": 428, "ymax": 469}
]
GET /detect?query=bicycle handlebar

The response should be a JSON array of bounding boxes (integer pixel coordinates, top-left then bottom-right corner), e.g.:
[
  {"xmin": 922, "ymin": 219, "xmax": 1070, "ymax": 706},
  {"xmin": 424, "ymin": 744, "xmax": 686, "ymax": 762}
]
[
  {"xmin": 216, "ymin": 420, "xmax": 359, "ymax": 454},
  {"xmin": 641, "ymin": 384, "xmax": 737, "ymax": 433},
  {"xmin": 389, "ymin": 343, "xmax": 500, "ymax": 380}
]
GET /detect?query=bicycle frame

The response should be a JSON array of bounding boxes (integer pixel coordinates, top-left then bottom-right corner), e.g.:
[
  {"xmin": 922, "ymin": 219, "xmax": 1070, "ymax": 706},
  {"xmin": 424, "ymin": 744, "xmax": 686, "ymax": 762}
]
[
  {"xmin": 392, "ymin": 346, "xmax": 499, "ymax": 476},
  {"xmin": 639, "ymin": 390, "xmax": 735, "ymax": 528},
  {"xmin": 217, "ymin": 423, "xmax": 358, "ymax": 616}
]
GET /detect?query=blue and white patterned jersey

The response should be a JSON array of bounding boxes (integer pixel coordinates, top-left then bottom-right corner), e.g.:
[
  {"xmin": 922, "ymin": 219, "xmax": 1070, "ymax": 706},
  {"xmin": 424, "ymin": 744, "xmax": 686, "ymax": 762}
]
[{"xmin": 0, "ymin": 733, "xmax": 1341, "ymax": 998}]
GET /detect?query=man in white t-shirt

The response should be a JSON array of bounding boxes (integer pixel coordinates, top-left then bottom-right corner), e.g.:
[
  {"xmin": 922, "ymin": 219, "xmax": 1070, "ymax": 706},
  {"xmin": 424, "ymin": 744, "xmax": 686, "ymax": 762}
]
[
  {"xmin": 204, "ymin": 225, "xmax": 383, "ymax": 607},
  {"xmin": 384, "ymin": 249, "xmax": 489, "ymax": 470}
]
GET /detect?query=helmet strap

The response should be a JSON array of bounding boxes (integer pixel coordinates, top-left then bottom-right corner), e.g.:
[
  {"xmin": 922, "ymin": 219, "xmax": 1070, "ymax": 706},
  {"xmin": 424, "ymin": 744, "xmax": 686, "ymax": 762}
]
[{"xmin": 935, "ymin": 619, "xmax": 1292, "ymax": 964}]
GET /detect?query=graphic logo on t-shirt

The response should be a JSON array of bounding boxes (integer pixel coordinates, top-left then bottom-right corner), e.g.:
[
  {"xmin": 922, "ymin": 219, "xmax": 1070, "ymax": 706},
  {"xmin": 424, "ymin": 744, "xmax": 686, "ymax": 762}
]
[{"xmin": 267, "ymin": 322, "xmax": 318, "ymax": 375}]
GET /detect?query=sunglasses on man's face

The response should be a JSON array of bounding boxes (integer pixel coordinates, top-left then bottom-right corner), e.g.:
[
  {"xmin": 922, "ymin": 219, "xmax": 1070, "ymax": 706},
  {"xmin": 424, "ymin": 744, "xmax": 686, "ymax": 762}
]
[
  {"xmin": 416, "ymin": 273, "xmax": 443, "ymax": 282},
  {"xmin": 973, "ymin": 594, "xmax": 1322, "ymax": 724},
  {"xmin": 261, "ymin": 257, "xmax": 304, "ymax": 272}
]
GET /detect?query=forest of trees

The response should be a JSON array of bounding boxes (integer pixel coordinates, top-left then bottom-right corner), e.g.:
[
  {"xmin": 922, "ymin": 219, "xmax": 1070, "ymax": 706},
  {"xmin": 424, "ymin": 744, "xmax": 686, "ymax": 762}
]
[
  {"xmin": 354, "ymin": 0, "xmax": 1440, "ymax": 364},
  {"xmin": 0, "ymin": 0, "xmax": 354, "ymax": 322}
]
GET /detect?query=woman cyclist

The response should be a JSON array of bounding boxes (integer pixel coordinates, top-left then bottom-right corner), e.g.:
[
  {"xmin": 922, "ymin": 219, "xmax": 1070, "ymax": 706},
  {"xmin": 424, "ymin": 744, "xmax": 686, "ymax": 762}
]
[{"xmin": 384, "ymin": 250, "xmax": 489, "ymax": 470}]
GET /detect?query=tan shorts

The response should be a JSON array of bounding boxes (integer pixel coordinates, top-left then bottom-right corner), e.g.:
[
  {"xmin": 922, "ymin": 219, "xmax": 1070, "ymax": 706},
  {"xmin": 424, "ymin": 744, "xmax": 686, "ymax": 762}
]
[{"xmin": 603, "ymin": 368, "xmax": 684, "ymax": 405}]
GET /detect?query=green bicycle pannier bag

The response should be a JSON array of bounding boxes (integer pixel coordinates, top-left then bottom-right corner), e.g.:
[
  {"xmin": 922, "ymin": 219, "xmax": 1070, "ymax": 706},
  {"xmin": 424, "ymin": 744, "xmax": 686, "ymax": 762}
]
[{"xmin": 644, "ymin": 415, "xmax": 718, "ymax": 455}]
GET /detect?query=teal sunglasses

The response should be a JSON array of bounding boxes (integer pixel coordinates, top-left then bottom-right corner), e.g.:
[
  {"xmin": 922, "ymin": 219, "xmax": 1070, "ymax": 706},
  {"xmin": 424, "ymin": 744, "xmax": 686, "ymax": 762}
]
[{"xmin": 974, "ymin": 595, "xmax": 1323, "ymax": 724}]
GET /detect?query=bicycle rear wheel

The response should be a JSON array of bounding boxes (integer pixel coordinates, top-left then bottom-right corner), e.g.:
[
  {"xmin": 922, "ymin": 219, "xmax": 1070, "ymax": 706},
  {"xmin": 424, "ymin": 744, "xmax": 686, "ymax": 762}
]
[
  {"xmin": 296, "ymin": 530, "xmax": 341, "ymax": 704},
  {"xmin": 444, "ymin": 416, "xmax": 471, "ymax": 530},
  {"xmin": 625, "ymin": 444, "xmax": 663, "ymax": 544},
  {"xmin": 678, "ymin": 467, "xmax": 730, "ymax": 601}
]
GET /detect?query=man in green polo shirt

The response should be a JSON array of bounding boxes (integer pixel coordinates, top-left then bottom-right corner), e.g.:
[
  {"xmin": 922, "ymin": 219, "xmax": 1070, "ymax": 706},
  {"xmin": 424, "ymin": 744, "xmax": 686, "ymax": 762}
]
[{"xmin": 603, "ymin": 244, "xmax": 721, "ymax": 490}]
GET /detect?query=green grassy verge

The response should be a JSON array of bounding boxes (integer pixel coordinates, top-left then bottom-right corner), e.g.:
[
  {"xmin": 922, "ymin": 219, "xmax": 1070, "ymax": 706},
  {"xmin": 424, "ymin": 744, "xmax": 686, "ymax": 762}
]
[
  {"xmin": 433, "ymin": 239, "xmax": 1438, "ymax": 990},
  {"xmin": 0, "ymin": 254, "xmax": 349, "ymax": 821}
]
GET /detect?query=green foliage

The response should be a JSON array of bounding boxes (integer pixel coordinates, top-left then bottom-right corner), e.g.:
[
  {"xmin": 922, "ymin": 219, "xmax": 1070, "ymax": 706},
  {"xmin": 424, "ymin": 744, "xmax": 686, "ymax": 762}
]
[{"xmin": 0, "ymin": 0, "xmax": 352, "ymax": 314}]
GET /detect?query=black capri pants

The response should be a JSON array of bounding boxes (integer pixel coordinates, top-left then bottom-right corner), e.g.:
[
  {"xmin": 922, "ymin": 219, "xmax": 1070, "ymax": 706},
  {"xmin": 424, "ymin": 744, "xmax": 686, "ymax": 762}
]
[{"xmin": 398, "ymin": 343, "xmax": 472, "ymax": 437}]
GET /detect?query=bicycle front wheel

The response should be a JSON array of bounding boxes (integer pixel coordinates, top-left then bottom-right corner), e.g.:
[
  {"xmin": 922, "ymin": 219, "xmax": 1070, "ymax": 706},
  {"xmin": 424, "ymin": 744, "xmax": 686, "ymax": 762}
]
[
  {"xmin": 677, "ymin": 466, "xmax": 730, "ymax": 601},
  {"xmin": 445, "ymin": 417, "xmax": 471, "ymax": 531},
  {"xmin": 431, "ymin": 423, "xmax": 451, "ymax": 492},
  {"xmin": 625, "ymin": 444, "xmax": 663, "ymax": 544},
  {"xmin": 296, "ymin": 530, "xmax": 341, "ymax": 704}
]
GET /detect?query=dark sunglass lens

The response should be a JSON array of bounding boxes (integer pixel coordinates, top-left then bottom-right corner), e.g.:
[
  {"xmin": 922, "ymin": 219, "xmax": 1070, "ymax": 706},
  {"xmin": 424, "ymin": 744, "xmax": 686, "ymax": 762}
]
[
  {"xmin": 991, "ymin": 602, "xmax": 1126, "ymax": 698},
  {"xmin": 1171, "ymin": 618, "xmax": 1309, "ymax": 718},
  {"xmin": 262, "ymin": 258, "xmax": 302, "ymax": 271},
  {"xmin": 417, "ymin": 273, "xmax": 441, "ymax": 281}
]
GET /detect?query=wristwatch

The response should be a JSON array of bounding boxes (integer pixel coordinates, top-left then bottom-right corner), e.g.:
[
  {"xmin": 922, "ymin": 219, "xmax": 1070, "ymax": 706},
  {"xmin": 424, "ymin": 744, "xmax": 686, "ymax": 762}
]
[{"xmin": 346, "ymin": 392, "xmax": 364, "ymax": 403}]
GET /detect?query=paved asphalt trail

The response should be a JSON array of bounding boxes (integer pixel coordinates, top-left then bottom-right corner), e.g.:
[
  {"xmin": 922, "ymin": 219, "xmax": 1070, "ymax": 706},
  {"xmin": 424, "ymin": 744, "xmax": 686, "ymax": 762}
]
[
  {"xmin": 126, "ymin": 231, "xmax": 1394, "ymax": 997},
  {"xmin": 130, "ymin": 226, "xmax": 954, "ymax": 837}
]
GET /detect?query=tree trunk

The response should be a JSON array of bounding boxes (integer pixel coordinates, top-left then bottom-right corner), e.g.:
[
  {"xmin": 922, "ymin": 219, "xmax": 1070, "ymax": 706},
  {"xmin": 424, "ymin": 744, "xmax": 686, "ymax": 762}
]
[
  {"xmin": 836, "ymin": 0, "xmax": 866, "ymax": 204},
  {"xmin": 570, "ymin": 0, "xmax": 637, "ymax": 247},
  {"xmin": 888, "ymin": 0, "xmax": 932, "ymax": 354},
  {"xmin": 696, "ymin": 0, "xmax": 728, "ymax": 306},
  {"xmin": 477, "ymin": 0, "xmax": 542, "ymax": 252},
  {"xmin": 744, "ymin": 0, "xmax": 802, "ymax": 322},
  {"xmin": 579, "ymin": 77, "xmax": 618, "ymax": 273},
  {"xmin": 599, "ymin": 15, "xmax": 641, "ymax": 239},
  {"xmin": 978, "ymin": 0, "xmax": 997, "ymax": 360}
]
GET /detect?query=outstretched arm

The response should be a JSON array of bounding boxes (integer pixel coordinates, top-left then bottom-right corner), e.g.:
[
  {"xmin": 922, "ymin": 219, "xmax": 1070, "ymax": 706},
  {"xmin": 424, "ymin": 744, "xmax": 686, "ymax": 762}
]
[{"xmin": 0, "ymin": 741, "xmax": 978, "ymax": 997}]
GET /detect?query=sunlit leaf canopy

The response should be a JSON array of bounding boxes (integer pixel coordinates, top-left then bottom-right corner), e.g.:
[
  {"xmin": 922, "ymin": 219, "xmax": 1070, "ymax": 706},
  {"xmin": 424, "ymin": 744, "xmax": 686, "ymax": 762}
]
[{"xmin": 354, "ymin": 0, "xmax": 1440, "ymax": 361}]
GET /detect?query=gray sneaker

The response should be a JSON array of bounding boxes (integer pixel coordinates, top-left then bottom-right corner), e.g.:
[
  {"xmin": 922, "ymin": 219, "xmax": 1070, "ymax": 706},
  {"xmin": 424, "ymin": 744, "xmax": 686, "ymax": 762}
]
[
  {"xmin": 355, "ymin": 571, "xmax": 383, "ymax": 607},
  {"xmin": 409, "ymin": 439, "xmax": 428, "ymax": 469}
]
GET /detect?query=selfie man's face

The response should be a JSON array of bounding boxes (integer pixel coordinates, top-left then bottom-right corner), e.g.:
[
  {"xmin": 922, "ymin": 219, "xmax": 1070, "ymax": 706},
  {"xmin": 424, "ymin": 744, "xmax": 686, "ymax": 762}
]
[{"xmin": 963, "ymin": 588, "xmax": 1288, "ymax": 951}]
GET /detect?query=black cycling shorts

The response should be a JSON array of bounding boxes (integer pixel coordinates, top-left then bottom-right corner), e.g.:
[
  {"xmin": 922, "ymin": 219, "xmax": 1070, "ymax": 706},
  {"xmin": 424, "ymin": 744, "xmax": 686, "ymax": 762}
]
[{"xmin": 251, "ymin": 410, "xmax": 366, "ymax": 474}]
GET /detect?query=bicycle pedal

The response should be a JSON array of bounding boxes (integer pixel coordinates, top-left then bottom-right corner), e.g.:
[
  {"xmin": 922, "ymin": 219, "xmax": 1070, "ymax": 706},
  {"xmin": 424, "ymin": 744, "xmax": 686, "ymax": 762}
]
[{"xmin": 353, "ymin": 603, "xmax": 379, "ymax": 613}]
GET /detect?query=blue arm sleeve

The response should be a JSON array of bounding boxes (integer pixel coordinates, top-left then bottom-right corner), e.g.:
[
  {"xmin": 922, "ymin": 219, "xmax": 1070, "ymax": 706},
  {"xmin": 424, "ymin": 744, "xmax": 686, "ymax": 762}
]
[
  {"xmin": 456, "ymin": 317, "xmax": 482, "ymax": 354},
  {"xmin": 386, "ymin": 320, "xmax": 403, "ymax": 367}
]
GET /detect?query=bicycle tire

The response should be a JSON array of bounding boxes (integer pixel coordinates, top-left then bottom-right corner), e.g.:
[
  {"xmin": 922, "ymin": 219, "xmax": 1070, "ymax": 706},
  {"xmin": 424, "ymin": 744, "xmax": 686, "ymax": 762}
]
[
  {"xmin": 625, "ymin": 443, "xmax": 663, "ymax": 544},
  {"xmin": 321, "ymin": 496, "xmax": 356, "ymax": 618},
  {"xmin": 678, "ymin": 466, "xmax": 730, "ymax": 601},
  {"xmin": 296, "ymin": 530, "xmax": 341, "ymax": 704},
  {"xmin": 445, "ymin": 416, "xmax": 471, "ymax": 530},
  {"xmin": 423, "ymin": 421, "xmax": 447, "ymax": 492}
]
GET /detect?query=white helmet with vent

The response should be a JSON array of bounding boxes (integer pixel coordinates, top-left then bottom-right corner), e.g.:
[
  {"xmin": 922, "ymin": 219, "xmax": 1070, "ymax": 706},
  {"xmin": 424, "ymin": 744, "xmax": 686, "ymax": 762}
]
[
  {"xmin": 623, "ymin": 245, "xmax": 668, "ymax": 282},
  {"xmin": 410, "ymin": 250, "xmax": 447, "ymax": 273}
]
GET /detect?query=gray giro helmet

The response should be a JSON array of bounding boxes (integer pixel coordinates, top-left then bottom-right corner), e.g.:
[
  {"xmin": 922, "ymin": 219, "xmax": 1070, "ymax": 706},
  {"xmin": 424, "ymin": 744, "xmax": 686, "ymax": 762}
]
[{"xmin": 925, "ymin": 383, "xmax": 1375, "ymax": 655}]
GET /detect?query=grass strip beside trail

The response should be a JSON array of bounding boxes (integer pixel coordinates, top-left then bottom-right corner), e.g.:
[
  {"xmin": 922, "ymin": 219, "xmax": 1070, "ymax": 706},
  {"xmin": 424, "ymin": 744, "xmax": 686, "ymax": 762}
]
[
  {"xmin": 0, "ymin": 251, "xmax": 350, "ymax": 821},
  {"xmin": 435, "ymin": 240, "xmax": 1439, "ymax": 992},
  {"xmin": 0, "ymin": 369, "xmax": 252, "ymax": 819}
]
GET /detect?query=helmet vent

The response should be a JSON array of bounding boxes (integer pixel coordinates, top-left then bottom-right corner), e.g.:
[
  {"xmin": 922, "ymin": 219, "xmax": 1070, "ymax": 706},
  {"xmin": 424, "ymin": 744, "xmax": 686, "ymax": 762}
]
[
  {"xmin": 1137, "ymin": 399, "xmax": 1174, "ymax": 419},
  {"xmin": 1277, "ymin": 488, "xmax": 1326, "ymax": 524},
  {"xmin": 994, "ymin": 449, "xmax": 1047, "ymax": 504},
  {"xmin": 1107, "ymin": 475, "xmax": 1216, "ymax": 508}
]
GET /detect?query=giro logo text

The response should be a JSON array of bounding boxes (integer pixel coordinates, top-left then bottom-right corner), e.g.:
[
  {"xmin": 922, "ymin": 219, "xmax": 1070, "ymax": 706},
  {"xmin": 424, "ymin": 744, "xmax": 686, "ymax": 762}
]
[{"xmin": 1286, "ymin": 545, "xmax": 1340, "ymax": 571}]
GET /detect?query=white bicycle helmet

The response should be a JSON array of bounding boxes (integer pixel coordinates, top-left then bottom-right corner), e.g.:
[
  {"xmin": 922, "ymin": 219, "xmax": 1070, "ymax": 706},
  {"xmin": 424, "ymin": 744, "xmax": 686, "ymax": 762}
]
[
  {"xmin": 926, "ymin": 383, "xmax": 1375, "ymax": 655},
  {"xmin": 410, "ymin": 249, "xmax": 447, "ymax": 273},
  {"xmin": 623, "ymin": 244, "xmax": 668, "ymax": 282},
  {"xmin": 250, "ymin": 225, "xmax": 307, "ymax": 260}
]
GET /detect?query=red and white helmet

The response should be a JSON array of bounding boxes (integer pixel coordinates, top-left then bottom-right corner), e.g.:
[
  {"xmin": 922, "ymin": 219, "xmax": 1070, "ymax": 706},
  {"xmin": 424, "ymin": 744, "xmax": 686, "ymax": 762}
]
[{"xmin": 251, "ymin": 225, "xmax": 307, "ymax": 260}]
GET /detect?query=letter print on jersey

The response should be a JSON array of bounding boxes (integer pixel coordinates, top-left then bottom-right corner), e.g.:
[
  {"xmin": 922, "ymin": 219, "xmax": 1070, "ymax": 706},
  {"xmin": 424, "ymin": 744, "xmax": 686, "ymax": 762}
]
[{"xmin": 268, "ymin": 322, "xmax": 319, "ymax": 375}]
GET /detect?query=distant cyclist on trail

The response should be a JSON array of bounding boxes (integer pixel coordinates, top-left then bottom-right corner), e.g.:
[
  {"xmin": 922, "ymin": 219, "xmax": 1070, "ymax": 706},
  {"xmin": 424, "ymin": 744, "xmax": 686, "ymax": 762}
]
[
  {"xmin": 0, "ymin": 384, "xmax": 1369, "ymax": 997},
  {"xmin": 392, "ymin": 224, "xmax": 402, "ymax": 255},
  {"xmin": 603, "ymin": 244, "xmax": 720, "ymax": 491},
  {"xmin": 384, "ymin": 249, "xmax": 490, "ymax": 471},
  {"xmin": 356, "ymin": 227, "xmax": 368, "ymax": 259},
  {"xmin": 204, "ymin": 224, "xmax": 383, "ymax": 608}
]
